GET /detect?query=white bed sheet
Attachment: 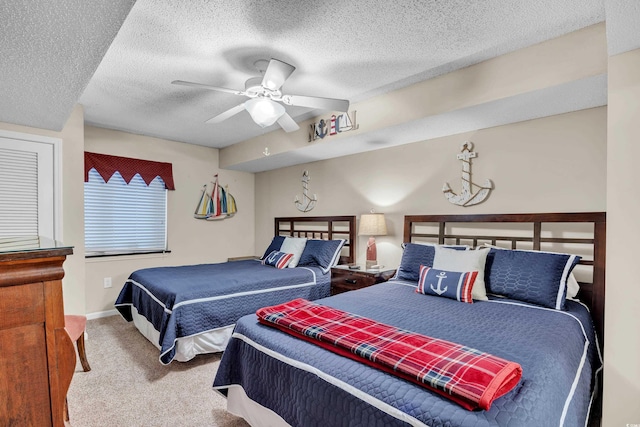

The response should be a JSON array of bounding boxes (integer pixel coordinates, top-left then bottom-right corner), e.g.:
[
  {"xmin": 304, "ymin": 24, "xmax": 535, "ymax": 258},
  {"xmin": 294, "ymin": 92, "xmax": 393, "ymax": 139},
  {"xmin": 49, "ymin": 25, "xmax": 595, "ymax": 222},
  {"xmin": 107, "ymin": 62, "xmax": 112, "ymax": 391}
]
[
  {"xmin": 130, "ymin": 306, "xmax": 234, "ymax": 362},
  {"xmin": 224, "ymin": 385, "xmax": 289, "ymax": 427}
]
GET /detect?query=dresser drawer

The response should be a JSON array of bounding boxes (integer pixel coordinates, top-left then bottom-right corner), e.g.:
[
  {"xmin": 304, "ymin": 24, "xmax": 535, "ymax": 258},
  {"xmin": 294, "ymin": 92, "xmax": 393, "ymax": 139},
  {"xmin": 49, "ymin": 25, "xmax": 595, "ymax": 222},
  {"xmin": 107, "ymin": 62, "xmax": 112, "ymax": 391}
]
[
  {"xmin": 330, "ymin": 267, "xmax": 396, "ymax": 295},
  {"xmin": 331, "ymin": 273, "xmax": 376, "ymax": 294},
  {"xmin": 0, "ymin": 282, "xmax": 45, "ymax": 330}
]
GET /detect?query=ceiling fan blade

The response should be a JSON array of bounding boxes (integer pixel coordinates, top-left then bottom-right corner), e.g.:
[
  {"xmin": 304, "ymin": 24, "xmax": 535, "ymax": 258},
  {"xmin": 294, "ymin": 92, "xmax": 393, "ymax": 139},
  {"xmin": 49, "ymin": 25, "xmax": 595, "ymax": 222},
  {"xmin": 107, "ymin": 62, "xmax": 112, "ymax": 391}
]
[
  {"xmin": 261, "ymin": 59, "xmax": 296, "ymax": 91},
  {"xmin": 277, "ymin": 112, "xmax": 300, "ymax": 133},
  {"xmin": 282, "ymin": 94, "xmax": 349, "ymax": 112},
  {"xmin": 172, "ymin": 80, "xmax": 244, "ymax": 96},
  {"xmin": 205, "ymin": 103, "xmax": 246, "ymax": 124}
]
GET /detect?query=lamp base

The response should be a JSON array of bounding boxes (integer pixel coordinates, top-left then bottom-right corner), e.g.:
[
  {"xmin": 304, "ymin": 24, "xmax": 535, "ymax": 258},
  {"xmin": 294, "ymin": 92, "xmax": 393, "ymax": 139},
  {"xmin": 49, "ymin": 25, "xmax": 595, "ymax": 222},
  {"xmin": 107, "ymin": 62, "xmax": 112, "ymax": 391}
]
[{"xmin": 365, "ymin": 260, "xmax": 377, "ymax": 270}]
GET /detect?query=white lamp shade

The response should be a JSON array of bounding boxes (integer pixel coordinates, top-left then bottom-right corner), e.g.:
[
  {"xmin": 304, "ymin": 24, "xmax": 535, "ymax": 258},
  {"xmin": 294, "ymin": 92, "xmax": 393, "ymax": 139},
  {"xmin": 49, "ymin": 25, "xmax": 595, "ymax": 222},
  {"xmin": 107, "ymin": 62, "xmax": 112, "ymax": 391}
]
[
  {"xmin": 358, "ymin": 213, "xmax": 387, "ymax": 236},
  {"xmin": 244, "ymin": 98, "xmax": 286, "ymax": 127}
]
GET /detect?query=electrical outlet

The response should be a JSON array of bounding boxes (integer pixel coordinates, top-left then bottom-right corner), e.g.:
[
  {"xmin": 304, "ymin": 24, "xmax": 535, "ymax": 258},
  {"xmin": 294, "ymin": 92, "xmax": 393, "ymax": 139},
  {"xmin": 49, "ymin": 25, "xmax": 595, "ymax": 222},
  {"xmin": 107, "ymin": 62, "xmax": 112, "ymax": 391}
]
[{"xmin": 103, "ymin": 277, "xmax": 112, "ymax": 288}]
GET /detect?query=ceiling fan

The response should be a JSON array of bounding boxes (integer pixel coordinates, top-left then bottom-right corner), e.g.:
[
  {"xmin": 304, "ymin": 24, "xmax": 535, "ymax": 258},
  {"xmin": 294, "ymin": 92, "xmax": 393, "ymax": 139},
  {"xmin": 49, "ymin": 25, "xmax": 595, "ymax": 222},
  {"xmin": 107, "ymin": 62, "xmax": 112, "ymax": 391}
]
[{"xmin": 172, "ymin": 58, "xmax": 350, "ymax": 132}]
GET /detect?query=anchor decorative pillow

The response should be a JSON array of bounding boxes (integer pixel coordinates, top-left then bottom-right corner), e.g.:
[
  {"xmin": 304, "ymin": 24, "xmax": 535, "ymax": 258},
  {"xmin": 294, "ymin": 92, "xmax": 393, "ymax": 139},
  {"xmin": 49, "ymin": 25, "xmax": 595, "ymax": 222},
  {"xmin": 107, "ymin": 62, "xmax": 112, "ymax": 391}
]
[
  {"xmin": 262, "ymin": 251, "xmax": 294, "ymax": 269},
  {"xmin": 416, "ymin": 265, "xmax": 478, "ymax": 303}
]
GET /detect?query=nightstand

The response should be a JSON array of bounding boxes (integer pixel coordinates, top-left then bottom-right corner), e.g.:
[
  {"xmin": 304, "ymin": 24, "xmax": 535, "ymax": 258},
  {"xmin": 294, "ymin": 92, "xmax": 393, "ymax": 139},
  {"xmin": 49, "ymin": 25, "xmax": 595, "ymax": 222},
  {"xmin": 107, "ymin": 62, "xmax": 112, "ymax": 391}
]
[{"xmin": 330, "ymin": 265, "xmax": 396, "ymax": 295}]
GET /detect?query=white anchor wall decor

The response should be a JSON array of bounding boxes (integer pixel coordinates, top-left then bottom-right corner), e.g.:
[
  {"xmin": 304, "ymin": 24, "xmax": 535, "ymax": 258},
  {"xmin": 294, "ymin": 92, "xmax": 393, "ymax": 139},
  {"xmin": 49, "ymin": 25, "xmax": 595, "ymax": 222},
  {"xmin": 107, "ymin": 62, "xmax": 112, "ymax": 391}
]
[
  {"xmin": 294, "ymin": 170, "xmax": 318, "ymax": 212},
  {"xmin": 442, "ymin": 141, "xmax": 493, "ymax": 207}
]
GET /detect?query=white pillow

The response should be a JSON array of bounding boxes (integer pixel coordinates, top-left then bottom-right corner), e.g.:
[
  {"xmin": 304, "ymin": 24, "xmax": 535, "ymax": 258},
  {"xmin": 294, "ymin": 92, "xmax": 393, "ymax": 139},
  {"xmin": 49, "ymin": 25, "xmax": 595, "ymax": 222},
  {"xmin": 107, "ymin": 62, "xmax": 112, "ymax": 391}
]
[
  {"xmin": 279, "ymin": 237, "xmax": 307, "ymax": 268},
  {"xmin": 566, "ymin": 273, "xmax": 580, "ymax": 300},
  {"xmin": 433, "ymin": 246, "xmax": 490, "ymax": 301}
]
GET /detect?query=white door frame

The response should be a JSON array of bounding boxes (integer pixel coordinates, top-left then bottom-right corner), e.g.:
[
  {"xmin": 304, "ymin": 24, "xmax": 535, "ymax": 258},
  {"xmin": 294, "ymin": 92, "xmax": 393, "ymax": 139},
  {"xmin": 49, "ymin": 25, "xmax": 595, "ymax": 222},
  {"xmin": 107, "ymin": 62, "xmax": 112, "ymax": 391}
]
[{"xmin": 0, "ymin": 129, "xmax": 63, "ymax": 240}]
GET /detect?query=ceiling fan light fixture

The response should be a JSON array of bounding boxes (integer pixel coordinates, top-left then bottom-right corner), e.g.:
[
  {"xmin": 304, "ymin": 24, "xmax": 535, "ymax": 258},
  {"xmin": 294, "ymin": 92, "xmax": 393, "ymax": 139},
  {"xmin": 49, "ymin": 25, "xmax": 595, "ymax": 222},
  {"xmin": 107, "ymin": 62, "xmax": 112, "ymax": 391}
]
[{"xmin": 244, "ymin": 97, "xmax": 285, "ymax": 128}]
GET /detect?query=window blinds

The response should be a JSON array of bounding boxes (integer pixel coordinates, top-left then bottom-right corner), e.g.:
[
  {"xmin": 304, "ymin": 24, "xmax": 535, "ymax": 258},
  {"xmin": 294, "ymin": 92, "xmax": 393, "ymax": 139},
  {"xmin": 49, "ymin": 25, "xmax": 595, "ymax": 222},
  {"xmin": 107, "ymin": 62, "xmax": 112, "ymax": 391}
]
[
  {"xmin": 0, "ymin": 147, "xmax": 39, "ymax": 237},
  {"xmin": 84, "ymin": 168, "xmax": 167, "ymax": 256}
]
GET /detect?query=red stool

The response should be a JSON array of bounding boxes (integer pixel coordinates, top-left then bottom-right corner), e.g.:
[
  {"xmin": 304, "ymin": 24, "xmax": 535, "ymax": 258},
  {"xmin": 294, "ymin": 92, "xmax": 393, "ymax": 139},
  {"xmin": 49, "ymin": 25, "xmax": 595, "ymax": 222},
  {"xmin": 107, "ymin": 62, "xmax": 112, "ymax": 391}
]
[
  {"xmin": 65, "ymin": 315, "xmax": 91, "ymax": 372},
  {"xmin": 64, "ymin": 315, "xmax": 90, "ymax": 422}
]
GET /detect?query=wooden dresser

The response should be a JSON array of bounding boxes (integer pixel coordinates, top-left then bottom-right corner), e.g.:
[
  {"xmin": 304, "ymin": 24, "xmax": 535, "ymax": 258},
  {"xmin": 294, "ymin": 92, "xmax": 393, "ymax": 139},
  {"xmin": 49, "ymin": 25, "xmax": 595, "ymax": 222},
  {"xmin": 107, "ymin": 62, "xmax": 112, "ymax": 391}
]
[{"xmin": 0, "ymin": 238, "xmax": 75, "ymax": 427}]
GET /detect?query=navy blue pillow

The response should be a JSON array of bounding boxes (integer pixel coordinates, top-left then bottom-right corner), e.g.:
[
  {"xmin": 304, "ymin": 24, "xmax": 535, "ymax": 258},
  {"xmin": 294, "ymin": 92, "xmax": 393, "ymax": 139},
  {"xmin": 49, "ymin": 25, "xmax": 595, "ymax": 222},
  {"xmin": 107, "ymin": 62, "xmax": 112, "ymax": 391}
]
[
  {"xmin": 484, "ymin": 248, "xmax": 580, "ymax": 310},
  {"xmin": 396, "ymin": 243, "xmax": 468, "ymax": 282},
  {"xmin": 261, "ymin": 236, "xmax": 285, "ymax": 260},
  {"xmin": 297, "ymin": 239, "xmax": 345, "ymax": 273}
]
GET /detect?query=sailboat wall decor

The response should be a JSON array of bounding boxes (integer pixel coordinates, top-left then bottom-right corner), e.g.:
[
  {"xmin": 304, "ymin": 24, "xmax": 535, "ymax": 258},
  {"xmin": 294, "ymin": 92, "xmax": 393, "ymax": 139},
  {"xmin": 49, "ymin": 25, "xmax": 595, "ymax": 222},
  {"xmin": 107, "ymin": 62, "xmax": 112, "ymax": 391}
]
[{"xmin": 194, "ymin": 174, "xmax": 237, "ymax": 220}]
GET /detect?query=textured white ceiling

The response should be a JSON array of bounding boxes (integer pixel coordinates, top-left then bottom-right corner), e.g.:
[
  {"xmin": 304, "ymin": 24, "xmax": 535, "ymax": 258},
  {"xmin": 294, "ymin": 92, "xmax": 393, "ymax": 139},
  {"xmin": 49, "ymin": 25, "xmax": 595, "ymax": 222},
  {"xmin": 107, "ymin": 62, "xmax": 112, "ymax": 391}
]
[
  {"xmin": 4, "ymin": 0, "xmax": 640, "ymax": 171},
  {"xmin": 78, "ymin": 0, "xmax": 606, "ymax": 148},
  {"xmin": 605, "ymin": 0, "xmax": 640, "ymax": 55},
  {"xmin": 0, "ymin": 0, "xmax": 135, "ymax": 130}
]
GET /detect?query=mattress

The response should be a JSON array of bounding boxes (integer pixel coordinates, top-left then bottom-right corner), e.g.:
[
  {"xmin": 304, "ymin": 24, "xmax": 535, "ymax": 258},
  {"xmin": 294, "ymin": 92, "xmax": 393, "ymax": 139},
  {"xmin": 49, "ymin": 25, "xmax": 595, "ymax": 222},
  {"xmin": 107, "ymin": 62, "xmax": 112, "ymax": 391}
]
[
  {"xmin": 213, "ymin": 280, "xmax": 601, "ymax": 427},
  {"xmin": 115, "ymin": 259, "xmax": 331, "ymax": 363}
]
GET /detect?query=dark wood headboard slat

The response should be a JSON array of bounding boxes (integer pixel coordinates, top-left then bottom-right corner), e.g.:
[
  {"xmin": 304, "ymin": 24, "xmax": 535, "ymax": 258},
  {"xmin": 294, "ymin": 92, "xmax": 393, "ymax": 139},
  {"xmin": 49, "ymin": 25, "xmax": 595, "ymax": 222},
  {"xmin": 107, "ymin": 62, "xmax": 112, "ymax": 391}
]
[{"xmin": 274, "ymin": 216, "xmax": 356, "ymax": 265}]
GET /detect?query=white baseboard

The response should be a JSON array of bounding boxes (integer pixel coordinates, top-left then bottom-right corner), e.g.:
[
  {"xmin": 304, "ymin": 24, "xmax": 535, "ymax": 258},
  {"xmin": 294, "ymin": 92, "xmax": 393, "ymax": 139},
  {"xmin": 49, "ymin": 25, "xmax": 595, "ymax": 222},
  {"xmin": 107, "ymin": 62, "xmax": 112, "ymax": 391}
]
[{"xmin": 87, "ymin": 309, "xmax": 119, "ymax": 320}]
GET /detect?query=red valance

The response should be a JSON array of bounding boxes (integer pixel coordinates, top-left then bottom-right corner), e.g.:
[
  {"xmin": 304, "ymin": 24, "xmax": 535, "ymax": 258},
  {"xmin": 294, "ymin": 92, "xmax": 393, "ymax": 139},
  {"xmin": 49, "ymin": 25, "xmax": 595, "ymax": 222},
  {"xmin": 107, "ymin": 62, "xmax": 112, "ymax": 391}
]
[{"xmin": 84, "ymin": 152, "xmax": 175, "ymax": 190}]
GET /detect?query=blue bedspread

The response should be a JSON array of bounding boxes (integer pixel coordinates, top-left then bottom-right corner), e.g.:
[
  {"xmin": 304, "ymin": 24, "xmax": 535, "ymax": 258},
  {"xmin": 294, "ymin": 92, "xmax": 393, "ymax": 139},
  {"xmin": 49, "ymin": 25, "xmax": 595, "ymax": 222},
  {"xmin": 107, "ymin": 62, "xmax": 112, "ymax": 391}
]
[
  {"xmin": 115, "ymin": 259, "xmax": 330, "ymax": 364},
  {"xmin": 213, "ymin": 280, "xmax": 601, "ymax": 427}
]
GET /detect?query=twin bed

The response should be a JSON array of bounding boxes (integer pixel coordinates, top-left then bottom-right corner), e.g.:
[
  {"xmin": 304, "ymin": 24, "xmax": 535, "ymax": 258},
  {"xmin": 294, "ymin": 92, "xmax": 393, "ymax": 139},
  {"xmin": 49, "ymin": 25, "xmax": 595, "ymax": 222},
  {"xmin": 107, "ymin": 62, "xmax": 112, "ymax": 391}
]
[
  {"xmin": 115, "ymin": 216, "xmax": 355, "ymax": 364},
  {"xmin": 212, "ymin": 212, "xmax": 605, "ymax": 427}
]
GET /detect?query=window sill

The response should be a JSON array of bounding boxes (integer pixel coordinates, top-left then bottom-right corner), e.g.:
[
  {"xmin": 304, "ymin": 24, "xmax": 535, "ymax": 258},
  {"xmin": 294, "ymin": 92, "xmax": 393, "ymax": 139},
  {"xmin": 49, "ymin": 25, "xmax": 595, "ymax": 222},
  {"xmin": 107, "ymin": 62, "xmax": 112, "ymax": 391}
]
[{"xmin": 85, "ymin": 250, "xmax": 171, "ymax": 262}]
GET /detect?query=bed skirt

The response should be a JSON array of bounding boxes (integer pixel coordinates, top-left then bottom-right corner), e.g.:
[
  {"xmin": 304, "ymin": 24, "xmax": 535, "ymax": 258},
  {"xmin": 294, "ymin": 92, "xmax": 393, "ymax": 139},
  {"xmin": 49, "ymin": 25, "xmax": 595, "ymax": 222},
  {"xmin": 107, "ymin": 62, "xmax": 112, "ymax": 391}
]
[
  {"xmin": 130, "ymin": 307, "xmax": 234, "ymax": 362},
  {"xmin": 222, "ymin": 385, "xmax": 290, "ymax": 427}
]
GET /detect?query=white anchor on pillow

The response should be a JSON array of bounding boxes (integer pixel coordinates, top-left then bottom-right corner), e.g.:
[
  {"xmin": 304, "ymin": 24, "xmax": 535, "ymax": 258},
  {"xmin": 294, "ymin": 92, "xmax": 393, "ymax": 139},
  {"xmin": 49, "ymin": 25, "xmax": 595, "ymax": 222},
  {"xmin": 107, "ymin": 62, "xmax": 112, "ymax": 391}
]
[{"xmin": 430, "ymin": 271, "xmax": 448, "ymax": 295}]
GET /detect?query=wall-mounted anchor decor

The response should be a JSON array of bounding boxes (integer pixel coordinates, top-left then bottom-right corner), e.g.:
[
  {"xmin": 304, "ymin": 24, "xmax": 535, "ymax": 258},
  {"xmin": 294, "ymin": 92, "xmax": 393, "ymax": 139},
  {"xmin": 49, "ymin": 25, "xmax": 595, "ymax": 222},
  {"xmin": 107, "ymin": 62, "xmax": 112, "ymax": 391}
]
[
  {"xmin": 294, "ymin": 170, "xmax": 318, "ymax": 212},
  {"xmin": 194, "ymin": 174, "xmax": 237, "ymax": 220},
  {"xmin": 442, "ymin": 141, "xmax": 493, "ymax": 207}
]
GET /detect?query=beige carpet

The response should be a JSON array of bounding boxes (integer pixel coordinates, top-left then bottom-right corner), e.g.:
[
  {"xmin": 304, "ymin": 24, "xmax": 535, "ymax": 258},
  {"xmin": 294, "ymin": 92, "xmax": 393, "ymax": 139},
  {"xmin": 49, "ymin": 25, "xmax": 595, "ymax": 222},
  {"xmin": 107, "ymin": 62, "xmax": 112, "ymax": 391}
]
[{"xmin": 66, "ymin": 315, "xmax": 250, "ymax": 427}]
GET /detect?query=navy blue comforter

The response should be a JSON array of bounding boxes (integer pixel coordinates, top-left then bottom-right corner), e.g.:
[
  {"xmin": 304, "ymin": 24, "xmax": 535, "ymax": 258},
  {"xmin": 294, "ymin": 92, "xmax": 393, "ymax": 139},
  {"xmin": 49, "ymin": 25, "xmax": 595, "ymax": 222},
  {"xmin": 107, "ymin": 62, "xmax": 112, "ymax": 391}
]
[
  {"xmin": 213, "ymin": 280, "xmax": 600, "ymax": 426},
  {"xmin": 115, "ymin": 259, "xmax": 330, "ymax": 364}
]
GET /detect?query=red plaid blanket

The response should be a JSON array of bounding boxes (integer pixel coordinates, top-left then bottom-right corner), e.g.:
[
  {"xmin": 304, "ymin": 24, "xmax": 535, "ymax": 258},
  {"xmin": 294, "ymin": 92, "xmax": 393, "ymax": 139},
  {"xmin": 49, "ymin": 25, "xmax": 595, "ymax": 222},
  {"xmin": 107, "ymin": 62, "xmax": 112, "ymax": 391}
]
[{"xmin": 256, "ymin": 298, "xmax": 522, "ymax": 411}]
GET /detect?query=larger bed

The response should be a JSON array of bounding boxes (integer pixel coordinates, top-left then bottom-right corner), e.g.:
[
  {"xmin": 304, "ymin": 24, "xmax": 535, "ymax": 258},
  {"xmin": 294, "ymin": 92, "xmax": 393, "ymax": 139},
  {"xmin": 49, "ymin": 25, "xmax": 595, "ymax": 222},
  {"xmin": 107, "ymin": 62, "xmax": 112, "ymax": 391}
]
[
  {"xmin": 115, "ymin": 215, "xmax": 355, "ymax": 364},
  {"xmin": 213, "ymin": 212, "xmax": 605, "ymax": 427}
]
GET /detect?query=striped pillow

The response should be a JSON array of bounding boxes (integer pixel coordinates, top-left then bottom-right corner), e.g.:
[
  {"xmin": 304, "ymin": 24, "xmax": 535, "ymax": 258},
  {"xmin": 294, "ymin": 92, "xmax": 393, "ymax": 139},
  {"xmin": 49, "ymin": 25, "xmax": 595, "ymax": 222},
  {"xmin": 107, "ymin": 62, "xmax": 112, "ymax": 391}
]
[
  {"xmin": 262, "ymin": 251, "xmax": 294, "ymax": 269},
  {"xmin": 416, "ymin": 265, "xmax": 478, "ymax": 303}
]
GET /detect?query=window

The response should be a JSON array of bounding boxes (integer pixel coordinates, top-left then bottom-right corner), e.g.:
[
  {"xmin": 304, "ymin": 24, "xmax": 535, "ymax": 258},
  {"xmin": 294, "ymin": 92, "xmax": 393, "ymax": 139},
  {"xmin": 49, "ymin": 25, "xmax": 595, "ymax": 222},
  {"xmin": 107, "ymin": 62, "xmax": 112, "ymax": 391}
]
[
  {"xmin": 0, "ymin": 131, "xmax": 59, "ymax": 239},
  {"xmin": 84, "ymin": 169, "xmax": 168, "ymax": 256}
]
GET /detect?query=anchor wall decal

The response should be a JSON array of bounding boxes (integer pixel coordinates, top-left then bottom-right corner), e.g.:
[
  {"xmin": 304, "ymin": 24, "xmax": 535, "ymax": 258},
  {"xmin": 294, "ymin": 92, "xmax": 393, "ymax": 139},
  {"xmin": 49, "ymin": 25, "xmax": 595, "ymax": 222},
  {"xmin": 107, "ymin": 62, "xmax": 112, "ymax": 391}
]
[
  {"xmin": 442, "ymin": 141, "xmax": 493, "ymax": 207},
  {"xmin": 294, "ymin": 170, "xmax": 318, "ymax": 212}
]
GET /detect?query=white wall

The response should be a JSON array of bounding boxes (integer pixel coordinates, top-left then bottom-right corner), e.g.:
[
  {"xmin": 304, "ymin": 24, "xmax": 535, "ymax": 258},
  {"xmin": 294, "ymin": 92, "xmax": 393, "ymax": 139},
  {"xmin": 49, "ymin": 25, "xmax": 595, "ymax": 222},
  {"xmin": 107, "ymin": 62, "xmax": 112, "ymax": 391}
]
[
  {"xmin": 255, "ymin": 107, "xmax": 607, "ymax": 268},
  {"xmin": 0, "ymin": 106, "xmax": 86, "ymax": 315},
  {"xmin": 604, "ymin": 47, "xmax": 640, "ymax": 426},
  {"xmin": 84, "ymin": 126, "xmax": 255, "ymax": 313}
]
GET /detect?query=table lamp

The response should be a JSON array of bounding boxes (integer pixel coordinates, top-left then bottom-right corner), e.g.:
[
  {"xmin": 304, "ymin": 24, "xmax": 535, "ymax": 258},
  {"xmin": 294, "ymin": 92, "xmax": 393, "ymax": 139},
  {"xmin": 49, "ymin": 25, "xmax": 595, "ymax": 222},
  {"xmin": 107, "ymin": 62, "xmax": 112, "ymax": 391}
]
[{"xmin": 358, "ymin": 212, "xmax": 387, "ymax": 269}]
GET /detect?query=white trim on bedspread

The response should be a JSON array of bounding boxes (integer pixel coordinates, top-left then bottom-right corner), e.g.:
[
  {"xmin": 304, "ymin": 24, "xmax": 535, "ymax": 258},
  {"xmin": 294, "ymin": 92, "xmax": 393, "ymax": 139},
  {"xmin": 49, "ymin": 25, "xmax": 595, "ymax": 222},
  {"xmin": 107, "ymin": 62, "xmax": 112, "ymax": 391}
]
[
  {"xmin": 216, "ymin": 300, "xmax": 599, "ymax": 427},
  {"xmin": 215, "ymin": 333, "xmax": 430, "ymax": 427},
  {"xmin": 120, "ymin": 266, "xmax": 321, "ymax": 364}
]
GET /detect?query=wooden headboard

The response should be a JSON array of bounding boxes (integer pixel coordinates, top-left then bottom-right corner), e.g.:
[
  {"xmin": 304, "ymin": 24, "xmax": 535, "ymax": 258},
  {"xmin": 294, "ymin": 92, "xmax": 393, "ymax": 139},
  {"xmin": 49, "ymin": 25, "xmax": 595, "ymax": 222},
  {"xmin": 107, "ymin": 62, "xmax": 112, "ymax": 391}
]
[
  {"xmin": 403, "ymin": 212, "xmax": 606, "ymax": 348},
  {"xmin": 275, "ymin": 216, "xmax": 356, "ymax": 265}
]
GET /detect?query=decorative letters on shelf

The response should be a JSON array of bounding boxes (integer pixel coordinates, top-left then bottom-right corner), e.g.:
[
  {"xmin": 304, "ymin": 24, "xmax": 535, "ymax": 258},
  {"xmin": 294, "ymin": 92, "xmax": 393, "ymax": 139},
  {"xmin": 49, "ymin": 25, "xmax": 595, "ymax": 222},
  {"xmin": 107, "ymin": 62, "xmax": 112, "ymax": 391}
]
[
  {"xmin": 442, "ymin": 141, "xmax": 493, "ymax": 207},
  {"xmin": 308, "ymin": 111, "xmax": 359, "ymax": 142}
]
